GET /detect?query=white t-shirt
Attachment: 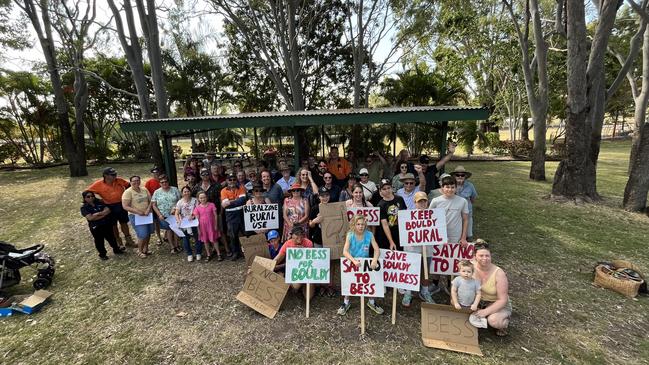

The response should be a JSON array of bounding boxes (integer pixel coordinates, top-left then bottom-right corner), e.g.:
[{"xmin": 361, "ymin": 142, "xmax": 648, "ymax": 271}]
[
  {"xmin": 429, "ymin": 194, "xmax": 469, "ymax": 242},
  {"xmin": 360, "ymin": 181, "xmax": 377, "ymax": 201}
]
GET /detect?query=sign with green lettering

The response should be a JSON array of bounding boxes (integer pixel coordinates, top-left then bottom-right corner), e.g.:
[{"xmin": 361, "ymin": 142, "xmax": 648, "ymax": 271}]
[{"xmin": 285, "ymin": 248, "xmax": 330, "ymax": 284}]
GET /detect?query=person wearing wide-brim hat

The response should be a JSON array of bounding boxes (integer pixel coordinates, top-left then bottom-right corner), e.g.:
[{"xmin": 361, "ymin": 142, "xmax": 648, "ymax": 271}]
[
  {"xmin": 277, "ymin": 161, "xmax": 296, "ymax": 193},
  {"xmin": 451, "ymin": 165, "xmax": 477, "ymax": 240},
  {"xmin": 395, "ymin": 166, "xmax": 427, "ymax": 210},
  {"xmin": 282, "ymin": 182, "xmax": 310, "ymax": 242}
]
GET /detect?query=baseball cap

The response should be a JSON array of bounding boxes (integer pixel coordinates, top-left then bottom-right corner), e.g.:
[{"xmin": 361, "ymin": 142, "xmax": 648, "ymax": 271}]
[
  {"xmin": 266, "ymin": 230, "xmax": 279, "ymax": 241},
  {"xmin": 414, "ymin": 191, "xmax": 428, "ymax": 202},
  {"xmin": 150, "ymin": 166, "xmax": 160, "ymax": 173},
  {"xmin": 359, "ymin": 168, "xmax": 369, "ymax": 175},
  {"xmin": 318, "ymin": 186, "xmax": 330, "ymax": 195},
  {"xmin": 200, "ymin": 168, "xmax": 210, "ymax": 176},
  {"xmin": 379, "ymin": 178, "xmax": 392, "ymax": 189},
  {"xmin": 102, "ymin": 167, "xmax": 117, "ymax": 175}
]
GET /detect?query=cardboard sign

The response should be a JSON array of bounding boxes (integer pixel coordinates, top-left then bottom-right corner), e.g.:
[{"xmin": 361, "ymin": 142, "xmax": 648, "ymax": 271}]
[
  {"xmin": 241, "ymin": 234, "xmax": 270, "ymax": 268},
  {"xmin": 340, "ymin": 258, "xmax": 385, "ymax": 297},
  {"xmin": 429, "ymin": 243, "xmax": 475, "ymax": 275},
  {"xmin": 379, "ymin": 249, "xmax": 422, "ymax": 292},
  {"xmin": 244, "ymin": 204, "xmax": 279, "ymax": 231},
  {"xmin": 11, "ymin": 290, "xmax": 53, "ymax": 315},
  {"xmin": 285, "ymin": 248, "xmax": 331, "ymax": 284},
  {"xmin": 320, "ymin": 202, "xmax": 348, "ymax": 260},
  {"xmin": 236, "ymin": 261, "xmax": 289, "ymax": 319},
  {"xmin": 398, "ymin": 209, "xmax": 448, "ymax": 247},
  {"xmin": 346, "ymin": 207, "xmax": 380, "ymax": 226},
  {"xmin": 253, "ymin": 256, "xmax": 277, "ymax": 271},
  {"xmin": 421, "ymin": 303, "xmax": 482, "ymax": 356}
]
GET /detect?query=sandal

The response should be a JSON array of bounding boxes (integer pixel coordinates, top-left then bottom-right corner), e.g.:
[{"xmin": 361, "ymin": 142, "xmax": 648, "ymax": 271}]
[
  {"xmin": 217, "ymin": 255, "xmax": 224, "ymax": 262},
  {"xmin": 496, "ymin": 329, "xmax": 508, "ymax": 337},
  {"xmin": 137, "ymin": 252, "xmax": 147, "ymax": 259}
]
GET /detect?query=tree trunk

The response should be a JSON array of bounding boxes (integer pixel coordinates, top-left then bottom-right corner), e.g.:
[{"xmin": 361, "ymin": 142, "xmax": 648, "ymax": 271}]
[
  {"xmin": 529, "ymin": 112, "xmax": 546, "ymax": 180},
  {"xmin": 552, "ymin": 0, "xmax": 598, "ymax": 200},
  {"xmin": 623, "ymin": 122, "xmax": 649, "ymax": 211},
  {"xmin": 520, "ymin": 113, "xmax": 530, "ymax": 141}
]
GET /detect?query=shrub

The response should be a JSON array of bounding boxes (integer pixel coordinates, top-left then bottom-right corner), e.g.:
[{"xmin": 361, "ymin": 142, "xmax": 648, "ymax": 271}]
[
  {"xmin": 477, "ymin": 132, "xmax": 507, "ymax": 155},
  {"xmin": 500, "ymin": 140, "xmax": 533, "ymax": 158}
]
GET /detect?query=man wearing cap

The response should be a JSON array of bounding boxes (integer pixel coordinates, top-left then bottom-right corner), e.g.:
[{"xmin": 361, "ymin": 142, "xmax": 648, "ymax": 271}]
[
  {"xmin": 396, "ymin": 166, "xmax": 427, "ymax": 210},
  {"xmin": 307, "ymin": 186, "xmax": 330, "ymax": 248},
  {"xmin": 358, "ymin": 167, "xmax": 378, "ymax": 201},
  {"xmin": 276, "ymin": 161, "xmax": 296, "ymax": 193},
  {"xmin": 327, "ymin": 146, "xmax": 352, "ymax": 184},
  {"xmin": 420, "ymin": 142, "xmax": 456, "ymax": 194},
  {"xmin": 193, "ymin": 168, "xmax": 221, "ymax": 206},
  {"xmin": 221, "ymin": 172, "xmax": 248, "ymax": 260},
  {"xmin": 376, "ymin": 179, "xmax": 406, "ymax": 251},
  {"xmin": 87, "ymin": 167, "xmax": 134, "ymax": 249}
]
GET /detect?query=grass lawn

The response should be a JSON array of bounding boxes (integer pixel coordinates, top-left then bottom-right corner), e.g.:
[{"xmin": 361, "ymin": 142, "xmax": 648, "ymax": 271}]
[{"xmin": 1, "ymin": 140, "xmax": 647, "ymax": 364}]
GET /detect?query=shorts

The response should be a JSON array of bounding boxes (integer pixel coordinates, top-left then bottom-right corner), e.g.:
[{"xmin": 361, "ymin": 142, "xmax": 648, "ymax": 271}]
[
  {"xmin": 107, "ymin": 203, "xmax": 129, "ymax": 224},
  {"xmin": 479, "ymin": 299, "xmax": 513, "ymax": 317},
  {"xmin": 128, "ymin": 214, "xmax": 154, "ymax": 240},
  {"xmin": 158, "ymin": 217, "xmax": 171, "ymax": 230}
]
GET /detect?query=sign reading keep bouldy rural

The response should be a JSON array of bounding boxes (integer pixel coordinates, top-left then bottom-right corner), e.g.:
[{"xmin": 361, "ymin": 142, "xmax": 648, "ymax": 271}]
[
  {"xmin": 398, "ymin": 209, "xmax": 448, "ymax": 247},
  {"xmin": 244, "ymin": 204, "xmax": 279, "ymax": 231},
  {"xmin": 379, "ymin": 249, "xmax": 422, "ymax": 292},
  {"xmin": 421, "ymin": 303, "xmax": 482, "ymax": 356},
  {"xmin": 429, "ymin": 243, "xmax": 475, "ymax": 276},
  {"xmin": 340, "ymin": 258, "xmax": 385, "ymax": 297},
  {"xmin": 236, "ymin": 261, "xmax": 289, "ymax": 319},
  {"xmin": 346, "ymin": 207, "xmax": 380, "ymax": 226},
  {"xmin": 285, "ymin": 248, "xmax": 331, "ymax": 284}
]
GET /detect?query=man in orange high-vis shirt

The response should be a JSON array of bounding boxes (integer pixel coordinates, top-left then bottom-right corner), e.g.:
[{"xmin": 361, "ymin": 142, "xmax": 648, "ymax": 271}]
[
  {"xmin": 87, "ymin": 167, "xmax": 135, "ymax": 249},
  {"xmin": 327, "ymin": 146, "xmax": 351, "ymax": 187},
  {"xmin": 221, "ymin": 172, "xmax": 248, "ymax": 261}
]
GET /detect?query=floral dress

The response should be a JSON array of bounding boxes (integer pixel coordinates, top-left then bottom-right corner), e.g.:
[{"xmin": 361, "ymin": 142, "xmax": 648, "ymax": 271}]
[{"xmin": 282, "ymin": 197, "xmax": 308, "ymax": 242}]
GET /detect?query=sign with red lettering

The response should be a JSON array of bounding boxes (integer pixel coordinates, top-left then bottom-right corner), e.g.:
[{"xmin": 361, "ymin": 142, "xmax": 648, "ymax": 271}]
[
  {"xmin": 379, "ymin": 249, "xmax": 421, "ymax": 291},
  {"xmin": 398, "ymin": 209, "xmax": 448, "ymax": 247},
  {"xmin": 346, "ymin": 207, "xmax": 380, "ymax": 226},
  {"xmin": 429, "ymin": 243, "xmax": 475, "ymax": 275},
  {"xmin": 340, "ymin": 258, "xmax": 385, "ymax": 297}
]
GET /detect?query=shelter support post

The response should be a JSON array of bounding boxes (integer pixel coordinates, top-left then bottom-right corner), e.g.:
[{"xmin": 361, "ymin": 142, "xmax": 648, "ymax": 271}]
[
  {"xmin": 439, "ymin": 121, "xmax": 448, "ymax": 174},
  {"xmin": 294, "ymin": 128, "xmax": 300, "ymax": 170},
  {"xmin": 254, "ymin": 128, "xmax": 259, "ymax": 159},
  {"xmin": 161, "ymin": 131, "xmax": 177, "ymax": 186},
  {"xmin": 392, "ymin": 123, "xmax": 397, "ymax": 157}
]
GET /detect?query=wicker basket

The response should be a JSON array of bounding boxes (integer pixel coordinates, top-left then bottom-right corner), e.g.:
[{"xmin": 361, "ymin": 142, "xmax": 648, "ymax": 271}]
[{"xmin": 593, "ymin": 264, "xmax": 644, "ymax": 298}]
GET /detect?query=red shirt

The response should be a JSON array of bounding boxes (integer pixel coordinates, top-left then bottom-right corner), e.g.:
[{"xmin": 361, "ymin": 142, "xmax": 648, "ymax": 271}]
[
  {"xmin": 278, "ymin": 238, "xmax": 314, "ymax": 256},
  {"xmin": 144, "ymin": 178, "xmax": 161, "ymax": 195}
]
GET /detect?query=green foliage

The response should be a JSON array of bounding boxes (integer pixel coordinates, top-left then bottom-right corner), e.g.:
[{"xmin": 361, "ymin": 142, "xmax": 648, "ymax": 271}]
[
  {"xmin": 0, "ymin": 1, "xmax": 29, "ymax": 53},
  {"xmin": 452, "ymin": 120, "xmax": 478, "ymax": 155},
  {"xmin": 476, "ymin": 131, "xmax": 506, "ymax": 155},
  {"xmin": 0, "ymin": 142, "xmax": 21, "ymax": 164},
  {"xmin": 500, "ymin": 139, "xmax": 533, "ymax": 158}
]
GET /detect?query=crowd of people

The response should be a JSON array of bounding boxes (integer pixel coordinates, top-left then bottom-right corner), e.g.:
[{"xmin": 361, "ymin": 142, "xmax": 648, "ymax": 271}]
[{"xmin": 79, "ymin": 145, "xmax": 509, "ymax": 336}]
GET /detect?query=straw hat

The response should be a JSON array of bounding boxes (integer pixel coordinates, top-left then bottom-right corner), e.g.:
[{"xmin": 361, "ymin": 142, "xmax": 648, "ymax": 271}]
[
  {"xmin": 452, "ymin": 166, "xmax": 472, "ymax": 178},
  {"xmin": 399, "ymin": 173, "xmax": 416, "ymax": 182}
]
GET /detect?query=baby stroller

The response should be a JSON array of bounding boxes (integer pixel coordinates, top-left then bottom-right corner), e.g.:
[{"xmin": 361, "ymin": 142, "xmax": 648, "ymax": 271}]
[{"xmin": 0, "ymin": 241, "xmax": 55, "ymax": 292}]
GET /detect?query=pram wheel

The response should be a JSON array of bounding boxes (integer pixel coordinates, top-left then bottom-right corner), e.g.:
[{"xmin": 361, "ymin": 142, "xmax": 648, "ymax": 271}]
[{"xmin": 33, "ymin": 278, "xmax": 50, "ymax": 290}]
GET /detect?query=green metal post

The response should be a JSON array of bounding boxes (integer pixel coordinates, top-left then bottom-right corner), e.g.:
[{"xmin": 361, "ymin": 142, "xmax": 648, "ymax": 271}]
[
  {"xmin": 161, "ymin": 131, "xmax": 177, "ymax": 186},
  {"xmin": 439, "ymin": 121, "xmax": 448, "ymax": 174},
  {"xmin": 293, "ymin": 127, "xmax": 300, "ymax": 171}
]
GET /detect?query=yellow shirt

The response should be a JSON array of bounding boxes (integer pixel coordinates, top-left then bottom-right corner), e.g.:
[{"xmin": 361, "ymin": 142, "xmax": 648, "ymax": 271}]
[{"xmin": 122, "ymin": 187, "xmax": 151, "ymax": 211}]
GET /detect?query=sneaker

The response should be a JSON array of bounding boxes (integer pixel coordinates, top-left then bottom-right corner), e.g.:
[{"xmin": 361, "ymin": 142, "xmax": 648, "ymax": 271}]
[
  {"xmin": 337, "ymin": 302, "xmax": 351, "ymax": 316},
  {"xmin": 397, "ymin": 288, "xmax": 406, "ymax": 295},
  {"xmin": 99, "ymin": 255, "xmax": 109, "ymax": 261},
  {"xmin": 429, "ymin": 283, "xmax": 441, "ymax": 295},
  {"xmin": 206, "ymin": 255, "xmax": 212, "ymax": 262},
  {"xmin": 187, "ymin": 256, "xmax": 193, "ymax": 262},
  {"xmin": 113, "ymin": 248, "xmax": 125, "ymax": 255},
  {"xmin": 367, "ymin": 301, "xmax": 384, "ymax": 315},
  {"xmin": 402, "ymin": 293, "xmax": 413, "ymax": 308},
  {"xmin": 419, "ymin": 291, "xmax": 435, "ymax": 304},
  {"xmin": 196, "ymin": 254, "xmax": 202, "ymax": 261},
  {"xmin": 226, "ymin": 252, "xmax": 233, "ymax": 258}
]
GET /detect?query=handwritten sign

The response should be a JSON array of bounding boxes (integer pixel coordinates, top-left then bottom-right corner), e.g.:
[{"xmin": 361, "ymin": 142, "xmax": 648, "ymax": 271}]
[
  {"xmin": 236, "ymin": 261, "xmax": 289, "ymax": 319},
  {"xmin": 340, "ymin": 258, "xmax": 384, "ymax": 297},
  {"xmin": 285, "ymin": 248, "xmax": 330, "ymax": 284},
  {"xmin": 244, "ymin": 204, "xmax": 279, "ymax": 231},
  {"xmin": 398, "ymin": 209, "xmax": 448, "ymax": 247},
  {"xmin": 429, "ymin": 243, "xmax": 475, "ymax": 275},
  {"xmin": 320, "ymin": 202, "xmax": 348, "ymax": 260},
  {"xmin": 380, "ymin": 249, "xmax": 422, "ymax": 292},
  {"xmin": 346, "ymin": 207, "xmax": 380, "ymax": 226},
  {"xmin": 421, "ymin": 303, "xmax": 482, "ymax": 356},
  {"xmin": 240, "ymin": 234, "xmax": 270, "ymax": 268}
]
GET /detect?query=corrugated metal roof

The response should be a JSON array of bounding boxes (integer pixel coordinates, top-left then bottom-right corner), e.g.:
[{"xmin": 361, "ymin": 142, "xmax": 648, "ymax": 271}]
[{"xmin": 122, "ymin": 106, "xmax": 488, "ymax": 124}]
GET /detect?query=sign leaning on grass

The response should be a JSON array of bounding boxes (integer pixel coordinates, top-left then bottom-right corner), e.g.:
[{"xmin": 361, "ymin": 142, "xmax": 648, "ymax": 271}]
[
  {"xmin": 398, "ymin": 209, "xmax": 448, "ymax": 247},
  {"xmin": 244, "ymin": 204, "xmax": 279, "ymax": 231},
  {"xmin": 285, "ymin": 248, "xmax": 331, "ymax": 284}
]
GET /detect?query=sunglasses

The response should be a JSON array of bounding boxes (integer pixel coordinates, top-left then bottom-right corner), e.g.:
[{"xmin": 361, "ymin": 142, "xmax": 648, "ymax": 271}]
[
  {"xmin": 228, "ymin": 178, "xmax": 237, "ymax": 181},
  {"xmin": 324, "ymin": 176, "xmax": 332, "ymax": 179},
  {"xmin": 455, "ymin": 174, "xmax": 466, "ymax": 177},
  {"xmin": 403, "ymin": 182, "xmax": 414, "ymax": 185},
  {"xmin": 400, "ymin": 166, "xmax": 408, "ymax": 169},
  {"xmin": 359, "ymin": 173, "xmax": 368, "ymax": 176},
  {"xmin": 160, "ymin": 180, "xmax": 169, "ymax": 184}
]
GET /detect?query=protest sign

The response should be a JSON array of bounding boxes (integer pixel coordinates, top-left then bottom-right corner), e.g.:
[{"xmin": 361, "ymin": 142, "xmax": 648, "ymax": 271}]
[
  {"xmin": 244, "ymin": 204, "xmax": 279, "ymax": 231},
  {"xmin": 179, "ymin": 217, "xmax": 198, "ymax": 228},
  {"xmin": 346, "ymin": 207, "xmax": 380, "ymax": 226},
  {"xmin": 398, "ymin": 209, "xmax": 448, "ymax": 247},
  {"xmin": 240, "ymin": 234, "xmax": 270, "ymax": 268},
  {"xmin": 340, "ymin": 258, "xmax": 385, "ymax": 297},
  {"xmin": 429, "ymin": 243, "xmax": 475, "ymax": 275},
  {"xmin": 236, "ymin": 261, "xmax": 289, "ymax": 319},
  {"xmin": 379, "ymin": 249, "xmax": 421, "ymax": 292},
  {"xmin": 421, "ymin": 303, "xmax": 482, "ymax": 356},
  {"xmin": 164, "ymin": 216, "xmax": 185, "ymax": 237},
  {"xmin": 285, "ymin": 248, "xmax": 331, "ymax": 284},
  {"xmin": 253, "ymin": 256, "xmax": 276, "ymax": 271},
  {"xmin": 320, "ymin": 202, "xmax": 348, "ymax": 260}
]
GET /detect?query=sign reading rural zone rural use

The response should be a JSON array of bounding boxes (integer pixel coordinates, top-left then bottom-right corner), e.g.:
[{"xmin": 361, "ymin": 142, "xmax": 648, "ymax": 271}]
[
  {"xmin": 285, "ymin": 248, "xmax": 331, "ymax": 284},
  {"xmin": 346, "ymin": 207, "xmax": 380, "ymax": 226},
  {"xmin": 398, "ymin": 209, "xmax": 448, "ymax": 247},
  {"xmin": 244, "ymin": 204, "xmax": 279, "ymax": 231},
  {"xmin": 429, "ymin": 243, "xmax": 475, "ymax": 275},
  {"xmin": 379, "ymin": 249, "xmax": 422, "ymax": 292},
  {"xmin": 236, "ymin": 261, "xmax": 289, "ymax": 319},
  {"xmin": 340, "ymin": 258, "xmax": 385, "ymax": 297},
  {"xmin": 421, "ymin": 303, "xmax": 482, "ymax": 356}
]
